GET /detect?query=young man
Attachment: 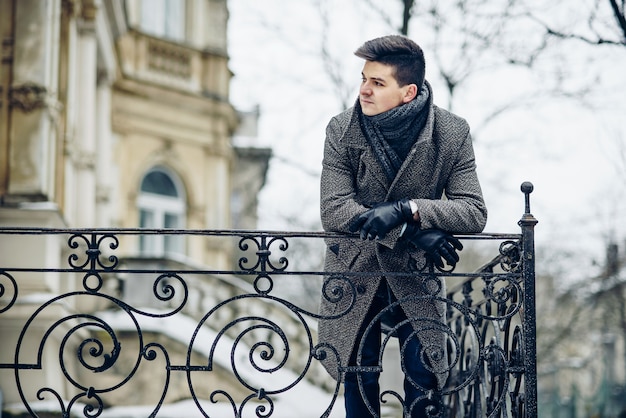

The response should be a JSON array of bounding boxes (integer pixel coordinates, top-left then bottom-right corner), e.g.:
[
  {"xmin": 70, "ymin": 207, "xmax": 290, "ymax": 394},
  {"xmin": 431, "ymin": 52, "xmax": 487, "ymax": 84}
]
[{"xmin": 318, "ymin": 35, "xmax": 487, "ymax": 417}]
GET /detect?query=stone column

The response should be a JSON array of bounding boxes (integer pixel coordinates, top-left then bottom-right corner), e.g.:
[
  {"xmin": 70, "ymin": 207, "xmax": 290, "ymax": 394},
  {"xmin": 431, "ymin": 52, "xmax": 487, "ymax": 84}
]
[
  {"xmin": 95, "ymin": 70, "xmax": 114, "ymax": 227},
  {"xmin": 7, "ymin": 0, "xmax": 62, "ymax": 202},
  {"xmin": 71, "ymin": 2, "xmax": 98, "ymax": 227}
]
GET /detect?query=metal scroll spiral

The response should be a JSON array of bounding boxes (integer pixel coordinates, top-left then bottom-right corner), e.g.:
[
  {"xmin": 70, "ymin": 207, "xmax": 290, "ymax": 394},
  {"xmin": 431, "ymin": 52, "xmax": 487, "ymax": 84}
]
[
  {"xmin": 351, "ymin": 297, "xmax": 461, "ymax": 418},
  {"xmin": 188, "ymin": 294, "xmax": 320, "ymax": 418},
  {"xmin": 444, "ymin": 275, "xmax": 523, "ymax": 416},
  {"xmin": 15, "ymin": 303, "xmax": 123, "ymax": 418},
  {"xmin": 317, "ymin": 274, "xmax": 358, "ymax": 319},
  {"xmin": 350, "ymin": 280, "xmax": 523, "ymax": 417},
  {"xmin": 68, "ymin": 233, "xmax": 120, "ymax": 292},
  {"xmin": 0, "ymin": 270, "xmax": 18, "ymax": 313},
  {"xmin": 499, "ymin": 240, "xmax": 521, "ymax": 272},
  {"xmin": 238, "ymin": 235, "xmax": 288, "ymax": 295},
  {"xmin": 481, "ymin": 274, "xmax": 523, "ymax": 321},
  {"xmin": 14, "ymin": 271, "xmax": 189, "ymax": 418}
]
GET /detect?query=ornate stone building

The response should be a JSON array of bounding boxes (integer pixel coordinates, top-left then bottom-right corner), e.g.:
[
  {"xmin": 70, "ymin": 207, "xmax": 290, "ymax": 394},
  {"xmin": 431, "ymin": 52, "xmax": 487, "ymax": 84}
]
[
  {"xmin": 0, "ymin": 0, "xmax": 270, "ymax": 260},
  {"xmin": 0, "ymin": 0, "xmax": 279, "ymax": 414}
]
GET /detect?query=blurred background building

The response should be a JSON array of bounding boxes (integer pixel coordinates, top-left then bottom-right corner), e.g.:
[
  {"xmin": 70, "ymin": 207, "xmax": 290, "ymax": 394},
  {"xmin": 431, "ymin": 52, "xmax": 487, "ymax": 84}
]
[
  {"xmin": 0, "ymin": 0, "xmax": 297, "ymax": 414},
  {"xmin": 0, "ymin": 0, "xmax": 270, "ymax": 258}
]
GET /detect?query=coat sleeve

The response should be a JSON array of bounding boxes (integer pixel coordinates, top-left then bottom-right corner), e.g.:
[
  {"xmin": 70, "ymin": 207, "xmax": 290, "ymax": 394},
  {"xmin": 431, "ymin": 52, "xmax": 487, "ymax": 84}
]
[
  {"xmin": 413, "ymin": 130, "xmax": 488, "ymax": 233},
  {"xmin": 320, "ymin": 116, "xmax": 367, "ymax": 233}
]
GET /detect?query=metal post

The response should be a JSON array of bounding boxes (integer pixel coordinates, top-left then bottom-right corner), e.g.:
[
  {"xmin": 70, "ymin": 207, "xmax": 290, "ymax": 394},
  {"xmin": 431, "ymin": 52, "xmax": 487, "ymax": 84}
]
[{"xmin": 518, "ymin": 181, "xmax": 538, "ymax": 417}]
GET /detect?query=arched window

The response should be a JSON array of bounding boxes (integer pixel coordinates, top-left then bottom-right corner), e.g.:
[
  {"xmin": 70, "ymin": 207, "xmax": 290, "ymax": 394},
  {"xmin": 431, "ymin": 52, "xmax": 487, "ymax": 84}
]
[{"xmin": 137, "ymin": 166, "xmax": 186, "ymax": 257}]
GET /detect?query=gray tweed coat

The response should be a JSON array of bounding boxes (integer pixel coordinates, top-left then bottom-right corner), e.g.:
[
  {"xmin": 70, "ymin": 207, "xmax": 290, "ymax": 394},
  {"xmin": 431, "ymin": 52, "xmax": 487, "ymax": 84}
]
[{"xmin": 318, "ymin": 98, "xmax": 487, "ymax": 387}]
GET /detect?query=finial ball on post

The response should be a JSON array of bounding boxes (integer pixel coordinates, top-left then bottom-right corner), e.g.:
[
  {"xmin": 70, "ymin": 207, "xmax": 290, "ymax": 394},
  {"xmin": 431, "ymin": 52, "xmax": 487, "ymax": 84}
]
[
  {"xmin": 521, "ymin": 182, "xmax": 534, "ymax": 194},
  {"xmin": 520, "ymin": 181, "xmax": 536, "ymax": 218}
]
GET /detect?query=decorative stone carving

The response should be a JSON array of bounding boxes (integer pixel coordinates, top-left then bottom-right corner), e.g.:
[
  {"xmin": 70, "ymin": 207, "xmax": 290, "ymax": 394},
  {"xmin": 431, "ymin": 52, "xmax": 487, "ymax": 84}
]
[
  {"xmin": 147, "ymin": 39, "xmax": 192, "ymax": 79},
  {"xmin": 9, "ymin": 82, "xmax": 48, "ymax": 112}
]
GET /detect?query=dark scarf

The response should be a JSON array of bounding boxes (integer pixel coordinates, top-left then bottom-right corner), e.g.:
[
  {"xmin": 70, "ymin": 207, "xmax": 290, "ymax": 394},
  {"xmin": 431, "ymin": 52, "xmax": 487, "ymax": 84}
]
[{"xmin": 358, "ymin": 80, "xmax": 432, "ymax": 182}]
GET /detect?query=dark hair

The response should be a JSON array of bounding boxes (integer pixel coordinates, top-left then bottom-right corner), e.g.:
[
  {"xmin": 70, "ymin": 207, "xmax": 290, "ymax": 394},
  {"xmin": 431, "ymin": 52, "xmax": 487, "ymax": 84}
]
[{"xmin": 354, "ymin": 35, "xmax": 425, "ymax": 88}]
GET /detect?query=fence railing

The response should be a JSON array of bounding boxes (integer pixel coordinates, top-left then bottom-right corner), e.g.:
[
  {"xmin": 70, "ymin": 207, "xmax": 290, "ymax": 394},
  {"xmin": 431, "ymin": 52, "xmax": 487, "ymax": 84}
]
[{"xmin": 0, "ymin": 183, "xmax": 537, "ymax": 418}]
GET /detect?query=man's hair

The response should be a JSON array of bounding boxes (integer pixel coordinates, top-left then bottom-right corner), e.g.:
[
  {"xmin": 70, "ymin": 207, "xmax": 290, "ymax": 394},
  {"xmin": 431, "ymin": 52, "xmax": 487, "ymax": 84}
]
[{"xmin": 354, "ymin": 35, "xmax": 425, "ymax": 88}]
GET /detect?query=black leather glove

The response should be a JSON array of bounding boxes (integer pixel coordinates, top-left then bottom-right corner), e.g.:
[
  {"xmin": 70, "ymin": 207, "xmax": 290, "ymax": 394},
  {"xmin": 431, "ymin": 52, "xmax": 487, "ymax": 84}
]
[
  {"xmin": 403, "ymin": 225, "xmax": 463, "ymax": 268},
  {"xmin": 349, "ymin": 199, "xmax": 414, "ymax": 240}
]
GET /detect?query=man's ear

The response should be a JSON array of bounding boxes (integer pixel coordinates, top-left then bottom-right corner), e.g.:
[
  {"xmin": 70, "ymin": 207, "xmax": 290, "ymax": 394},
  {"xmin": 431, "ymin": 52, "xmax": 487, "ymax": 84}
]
[{"xmin": 402, "ymin": 84, "xmax": 418, "ymax": 103}]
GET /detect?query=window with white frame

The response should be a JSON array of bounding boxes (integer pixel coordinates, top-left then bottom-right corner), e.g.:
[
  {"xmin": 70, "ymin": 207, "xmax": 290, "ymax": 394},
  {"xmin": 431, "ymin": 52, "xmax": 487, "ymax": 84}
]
[
  {"xmin": 138, "ymin": 167, "xmax": 186, "ymax": 257},
  {"xmin": 140, "ymin": 0, "xmax": 186, "ymax": 41}
]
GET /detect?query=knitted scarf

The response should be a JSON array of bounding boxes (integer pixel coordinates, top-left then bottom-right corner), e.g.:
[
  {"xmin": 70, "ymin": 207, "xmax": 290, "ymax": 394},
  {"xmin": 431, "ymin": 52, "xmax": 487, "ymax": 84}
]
[{"xmin": 358, "ymin": 80, "xmax": 432, "ymax": 182}]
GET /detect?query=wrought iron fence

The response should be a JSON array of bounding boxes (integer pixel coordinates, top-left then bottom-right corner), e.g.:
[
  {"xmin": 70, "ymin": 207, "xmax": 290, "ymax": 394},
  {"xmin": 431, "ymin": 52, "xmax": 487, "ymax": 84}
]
[{"xmin": 0, "ymin": 183, "xmax": 537, "ymax": 418}]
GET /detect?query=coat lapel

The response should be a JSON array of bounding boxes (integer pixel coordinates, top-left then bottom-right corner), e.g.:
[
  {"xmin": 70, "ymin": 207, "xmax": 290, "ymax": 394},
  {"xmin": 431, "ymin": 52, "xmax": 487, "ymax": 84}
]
[{"xmin": 341, "ymin": 107, "xmax": 391, "ymax": 194}]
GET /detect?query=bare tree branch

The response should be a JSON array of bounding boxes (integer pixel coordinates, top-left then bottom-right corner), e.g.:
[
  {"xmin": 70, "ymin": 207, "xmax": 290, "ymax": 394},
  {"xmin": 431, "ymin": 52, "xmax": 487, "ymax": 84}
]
[
  {"xmin": 525, "ymin": 0, "xmax": 626, "ymax": 47},
  {"xmin": 400, "ymin": 0, "xmax": 415, "ymax": 35},
  {"xmin": 608, "ymin": 0, "xmax": 626, "ymax": 41}
]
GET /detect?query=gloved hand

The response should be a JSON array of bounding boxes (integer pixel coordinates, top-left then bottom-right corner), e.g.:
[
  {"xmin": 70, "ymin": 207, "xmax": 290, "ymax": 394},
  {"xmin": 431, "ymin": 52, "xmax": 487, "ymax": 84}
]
[
  {"xmin": 403, "ymin": 225, "xmax": 463, "ymax": 268},
  {"xmin": 349, "ymin": 199, "xmax": 414, "ymax": 240}
]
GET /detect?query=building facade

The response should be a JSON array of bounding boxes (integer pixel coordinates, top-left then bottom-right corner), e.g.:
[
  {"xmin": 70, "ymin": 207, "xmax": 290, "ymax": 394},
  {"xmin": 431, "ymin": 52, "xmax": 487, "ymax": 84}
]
[{"xmin": 0, "ymin": 0, "xmax": 274, "ymax": 412}]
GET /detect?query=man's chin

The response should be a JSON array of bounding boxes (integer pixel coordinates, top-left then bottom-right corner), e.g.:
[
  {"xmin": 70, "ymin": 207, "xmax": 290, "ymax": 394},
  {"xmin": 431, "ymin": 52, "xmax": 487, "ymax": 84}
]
[{"xmin": 360, "ymin": 104, "xmax": 378, "ymax": 116}]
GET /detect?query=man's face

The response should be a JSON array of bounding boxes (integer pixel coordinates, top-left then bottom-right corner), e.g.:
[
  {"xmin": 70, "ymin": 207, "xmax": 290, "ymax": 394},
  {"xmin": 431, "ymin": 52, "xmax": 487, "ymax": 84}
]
[{"xmin": 359, "ymin": 61, "xmax": 415, "ymax": 116}]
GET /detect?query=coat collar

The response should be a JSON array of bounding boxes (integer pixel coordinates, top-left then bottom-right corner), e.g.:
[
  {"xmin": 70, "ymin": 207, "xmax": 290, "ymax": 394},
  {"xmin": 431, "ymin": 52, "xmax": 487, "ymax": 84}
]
[{"xmin": 338, "ymin": 97, "xmax": 438, "ymax": 199}]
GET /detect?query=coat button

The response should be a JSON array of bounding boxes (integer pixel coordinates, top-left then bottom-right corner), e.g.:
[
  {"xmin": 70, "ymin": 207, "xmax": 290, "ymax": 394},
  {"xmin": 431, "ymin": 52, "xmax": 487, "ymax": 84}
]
[{"xmin": 356, "ymin": 285, "xmax": 366, "ymax": 294}]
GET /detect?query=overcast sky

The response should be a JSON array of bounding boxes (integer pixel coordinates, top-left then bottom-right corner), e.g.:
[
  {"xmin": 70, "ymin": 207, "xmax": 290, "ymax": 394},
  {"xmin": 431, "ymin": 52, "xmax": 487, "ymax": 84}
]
[{"xmin": 227, "ymin": 0, "xmax": 626, "ymax": 282}]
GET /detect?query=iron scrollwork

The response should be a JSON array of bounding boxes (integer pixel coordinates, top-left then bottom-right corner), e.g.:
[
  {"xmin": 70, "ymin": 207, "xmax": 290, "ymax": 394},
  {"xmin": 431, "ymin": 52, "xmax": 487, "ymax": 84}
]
[
  {"xmin": 238, "ymin": 234, "xmax": 289, "ymax": 295},
  {"xmin": 0, "ymin": 270, "xmax": 18, "ymax": 313},
  {"xmin": 68, "ymin": 232, "xmax": 120, "ymax": 292},
  {"xmin": 0, "ymin": 225, "xmax": 535, "ymax": 418}
]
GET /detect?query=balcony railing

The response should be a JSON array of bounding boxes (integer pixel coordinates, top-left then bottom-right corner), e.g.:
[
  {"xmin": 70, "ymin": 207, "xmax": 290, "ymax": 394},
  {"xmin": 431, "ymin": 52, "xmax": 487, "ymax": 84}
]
[{"xmin": 0, "ymin": 183, "xmax": 537, "ymax": 418}]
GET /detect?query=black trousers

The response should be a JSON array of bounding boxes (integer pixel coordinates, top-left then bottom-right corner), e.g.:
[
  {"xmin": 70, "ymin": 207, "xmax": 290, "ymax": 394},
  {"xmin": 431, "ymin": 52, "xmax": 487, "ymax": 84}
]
[{"xmin": 344, "ymin": 281, "xmax": 440, "ymax": 418}]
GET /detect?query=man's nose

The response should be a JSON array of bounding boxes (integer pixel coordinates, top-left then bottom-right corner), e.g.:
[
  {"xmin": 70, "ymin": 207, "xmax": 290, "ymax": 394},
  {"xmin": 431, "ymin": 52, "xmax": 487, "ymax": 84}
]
[{"xmin": 360, "ymin": 83, "xmax": 372, "ymax": 95}]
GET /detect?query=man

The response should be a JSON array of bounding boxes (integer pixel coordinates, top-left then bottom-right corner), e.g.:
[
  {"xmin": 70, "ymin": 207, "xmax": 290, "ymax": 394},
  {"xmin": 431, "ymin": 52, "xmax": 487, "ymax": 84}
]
[{"xmin": 318, "ymin": 35, "xmax": 487, "ymax": 417}]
